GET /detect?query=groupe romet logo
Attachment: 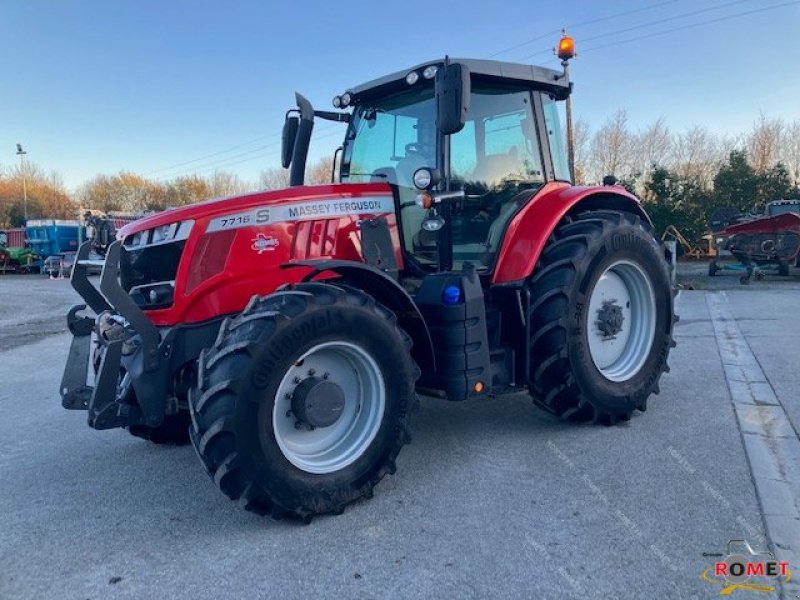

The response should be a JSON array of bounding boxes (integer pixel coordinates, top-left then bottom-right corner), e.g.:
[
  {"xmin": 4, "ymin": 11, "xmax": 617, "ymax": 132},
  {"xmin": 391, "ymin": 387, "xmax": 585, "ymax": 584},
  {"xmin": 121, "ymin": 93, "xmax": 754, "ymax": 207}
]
[{"xmin": 701, "ymin": 539, "xmax": 791, "ymax": 595}]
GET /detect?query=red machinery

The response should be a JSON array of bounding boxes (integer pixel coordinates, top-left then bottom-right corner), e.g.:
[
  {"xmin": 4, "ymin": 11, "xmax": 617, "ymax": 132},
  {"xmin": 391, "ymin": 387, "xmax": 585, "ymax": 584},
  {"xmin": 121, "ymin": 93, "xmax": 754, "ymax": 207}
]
[{"xmin": 710, "ymin": 200, "xmax": 800, "ymax": 283}]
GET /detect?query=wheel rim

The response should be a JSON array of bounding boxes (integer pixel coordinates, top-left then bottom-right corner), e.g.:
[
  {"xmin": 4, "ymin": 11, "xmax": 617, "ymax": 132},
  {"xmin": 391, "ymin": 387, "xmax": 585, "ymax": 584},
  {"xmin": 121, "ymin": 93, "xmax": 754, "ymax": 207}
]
[
  {"xmin": 586, "ymin": 259, "xmax": 657, "ymax": 382},
  {"xmin": 272, "ymin": 341, "xmax": 385, "ymax": 474}
]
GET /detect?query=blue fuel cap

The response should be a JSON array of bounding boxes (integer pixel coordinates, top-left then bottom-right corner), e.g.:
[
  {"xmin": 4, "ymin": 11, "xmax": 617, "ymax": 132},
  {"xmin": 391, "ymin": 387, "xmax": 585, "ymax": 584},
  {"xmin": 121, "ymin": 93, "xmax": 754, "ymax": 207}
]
[{"xmin": 443, "ymin": 285, "xmax": 461, "ymax": 305}]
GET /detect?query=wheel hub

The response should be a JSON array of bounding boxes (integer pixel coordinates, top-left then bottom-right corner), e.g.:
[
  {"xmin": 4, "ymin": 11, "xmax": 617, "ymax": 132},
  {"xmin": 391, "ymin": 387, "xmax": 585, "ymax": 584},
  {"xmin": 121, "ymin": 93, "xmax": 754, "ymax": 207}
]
[
  {"xmin": 291, "ymin": 377, "xmax": 345, "ymax": 428},
  {"xmin": 586, "ymin": 260, "xmax": 657, "ymax": 382},
  {"xmin": 595, "ymin": 299, "xmax": 625, "ymax": 338},
  {"xmin": 273, "ymin": 341, "xmax": 386, "ymax": 474}
]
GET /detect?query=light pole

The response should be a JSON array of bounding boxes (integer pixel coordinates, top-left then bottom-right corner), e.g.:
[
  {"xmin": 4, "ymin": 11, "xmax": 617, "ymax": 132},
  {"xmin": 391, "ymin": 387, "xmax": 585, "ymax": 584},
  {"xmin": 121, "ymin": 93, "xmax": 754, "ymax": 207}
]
[
  {"xmin": 15, "ymin": 143, "xmax": 28, "ymax": 222},
  {"xmin": 557, "ymin": 32, "xmax": 577, "ymax": 182}
]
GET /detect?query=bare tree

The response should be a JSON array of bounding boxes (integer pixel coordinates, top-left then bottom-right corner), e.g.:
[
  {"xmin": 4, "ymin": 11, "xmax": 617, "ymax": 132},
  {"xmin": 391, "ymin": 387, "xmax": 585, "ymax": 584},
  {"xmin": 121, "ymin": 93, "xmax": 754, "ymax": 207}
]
[
  {"xmin": 779, "ymin": 119, "xmax": 800, "ymax": 186},
  {"xmin": 631, "ymin": 118, "xmax": 671, "ymax": 179},
  {"xmin": 747, "ymin": 112, "xmax": 784, "ymax": 173},
  {"xmin": 259, "ymin": 167, "xmax": 290, "ymax": 190},
  {"xmin": 671, "ymin": 125, "xmax": 724, "ymax": 187},
  {"xmin": 589, "ymin": 110, "xmax": 632, "ymax": 182},
  {"xmin": 259, "ymin": 157, "xmax": 333, "ymax": 190},
  {"xmin": 572, "ymin": 118, "xmax": 591, "ymax": 184},
  {"xmin": 207, "ymin": 171, "xmax": 251, "ymax": 197},
  {"xmin": 306, "ymin": 157, "xmax": 334, "ymax": 185}
]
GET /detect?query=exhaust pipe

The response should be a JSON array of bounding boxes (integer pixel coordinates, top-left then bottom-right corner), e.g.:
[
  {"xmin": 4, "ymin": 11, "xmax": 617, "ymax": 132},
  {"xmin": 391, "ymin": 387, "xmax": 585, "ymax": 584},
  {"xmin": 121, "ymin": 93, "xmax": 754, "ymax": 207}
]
[{"xmin": 290, "ymin": 93, "xmax": 314, "ymax": 186}]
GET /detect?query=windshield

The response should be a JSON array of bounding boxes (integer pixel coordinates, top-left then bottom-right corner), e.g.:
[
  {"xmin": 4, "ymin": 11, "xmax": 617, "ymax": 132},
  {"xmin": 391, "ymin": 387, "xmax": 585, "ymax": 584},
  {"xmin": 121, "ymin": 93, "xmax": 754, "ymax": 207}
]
[{"xmin": 341, "ymin": 85, "xmax": 436, "ymax": 186}]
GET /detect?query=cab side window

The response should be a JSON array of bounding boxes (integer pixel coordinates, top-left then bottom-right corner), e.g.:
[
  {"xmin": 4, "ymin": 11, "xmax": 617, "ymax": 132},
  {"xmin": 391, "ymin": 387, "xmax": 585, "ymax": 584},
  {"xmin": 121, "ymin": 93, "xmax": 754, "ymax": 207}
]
[{"xmin": 447, "ymin": 86, "xmax": 545, "ymax": 270}]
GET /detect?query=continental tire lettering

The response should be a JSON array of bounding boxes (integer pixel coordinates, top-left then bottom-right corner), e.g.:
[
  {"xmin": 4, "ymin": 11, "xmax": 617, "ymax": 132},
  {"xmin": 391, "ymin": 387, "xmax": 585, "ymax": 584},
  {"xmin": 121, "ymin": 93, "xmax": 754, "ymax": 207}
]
[
  {"xmin": 251, "ymin": 312, "xmax": 333, "ymax": 390},
  {"xmin": 611, "ymin": 231, "xmax": 648, "ymax": 252}
]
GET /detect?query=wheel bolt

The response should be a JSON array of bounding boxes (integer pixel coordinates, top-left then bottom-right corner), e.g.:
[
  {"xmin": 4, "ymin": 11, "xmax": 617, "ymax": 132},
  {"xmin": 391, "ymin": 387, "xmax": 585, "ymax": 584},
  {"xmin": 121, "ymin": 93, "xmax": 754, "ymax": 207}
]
[
  {"xmin": 294, "ymin": 421, "xmax": 303, "ymax": 430},
  {"xmin": 285, "ymin": 393, "xmax": 292, "ymax": 399},
  {"xmin": 323, "ymin": 372, "xmax": 330, "ymax": 379},
  {"xmin": 308, "ymin": 369, "xmax": 316, "ymax": 376},
  {"xmin": 293, "ymin": 376, "xmax": 302, "ymax": 384},
  {"xmin": 285, "ymin": 410, "xmax": 293, "ymax": 418}
]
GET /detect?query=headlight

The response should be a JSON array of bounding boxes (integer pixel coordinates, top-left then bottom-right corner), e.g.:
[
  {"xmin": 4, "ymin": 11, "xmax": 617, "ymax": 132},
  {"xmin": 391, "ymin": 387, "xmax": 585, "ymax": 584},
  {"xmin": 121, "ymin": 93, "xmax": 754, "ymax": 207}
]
[
  {"xmin": 151, "ymin": 224, "xmax": 173, "ymax": 244},
  {"xmin": 341, "ymin": 93, "xmax": 352, "ymax": 107},
  {"xmin": 413, "ymin": 168, "xmax": 433, "ymax": 190},
  {"xmin": 124, "ymin": 220, "xmax": 193, "ymax": 248},
  {"xmin": 129, "ymin": 231, "xmax": 147, "ymax": 247},
  {"xmin": 412, "ymin": 167, "xmax": 440, "ymax": 190},
  {"xmin": 332, "ymin": 95, "xmax": 342, "ymax": 108},
  {"xmin": 405, "ymin": 71, "xmax": 419, "ymax": 85},
  {"xmin": 423, "ymin": 65, "xmax": 438, "ymax": 79}
]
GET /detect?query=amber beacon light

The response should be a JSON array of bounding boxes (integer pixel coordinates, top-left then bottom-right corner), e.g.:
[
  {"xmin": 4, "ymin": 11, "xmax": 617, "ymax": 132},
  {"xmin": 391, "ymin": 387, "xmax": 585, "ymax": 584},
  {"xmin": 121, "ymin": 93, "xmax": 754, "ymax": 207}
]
[{"xmin": 557, "ymin": 34, "xmax": 576, "ymax": 61}]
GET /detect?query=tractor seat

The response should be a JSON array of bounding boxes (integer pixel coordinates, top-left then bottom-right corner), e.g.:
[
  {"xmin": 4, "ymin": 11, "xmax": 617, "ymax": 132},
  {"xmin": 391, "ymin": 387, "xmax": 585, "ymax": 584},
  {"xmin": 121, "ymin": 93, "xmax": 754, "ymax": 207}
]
[{"xmin": 470, "ymin": 147, "xmax": 520, "ymax": 189}]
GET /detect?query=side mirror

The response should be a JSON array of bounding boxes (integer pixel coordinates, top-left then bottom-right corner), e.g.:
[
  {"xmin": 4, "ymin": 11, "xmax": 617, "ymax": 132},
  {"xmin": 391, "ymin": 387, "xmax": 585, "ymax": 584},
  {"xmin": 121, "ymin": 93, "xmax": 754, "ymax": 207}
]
[
  {"xmin": 281, "ymin": 115, "xmax": 299, "ymax": 169},
  {"xmin": 435, "ymin": 63, "xmax": 470, "ymax": 135}
]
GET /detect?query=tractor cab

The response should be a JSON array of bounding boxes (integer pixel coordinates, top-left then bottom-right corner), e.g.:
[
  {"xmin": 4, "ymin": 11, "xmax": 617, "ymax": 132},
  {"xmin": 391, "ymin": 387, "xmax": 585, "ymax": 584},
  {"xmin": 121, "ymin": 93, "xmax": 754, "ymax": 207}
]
[{"xmin": 283, "ymin": 59, "xmax": 571, "ymax": 273}]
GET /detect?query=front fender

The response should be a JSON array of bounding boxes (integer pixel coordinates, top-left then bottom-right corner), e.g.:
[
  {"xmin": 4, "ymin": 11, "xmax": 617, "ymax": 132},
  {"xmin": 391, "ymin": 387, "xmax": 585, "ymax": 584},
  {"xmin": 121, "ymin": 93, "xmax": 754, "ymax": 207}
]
[
  {"xmin": 491, "ymin": 182, "xmax": 650, "ymax": 284},
  {"xmin": 282, "ymin": 259, "xmax": 435, "ymax": 371}
]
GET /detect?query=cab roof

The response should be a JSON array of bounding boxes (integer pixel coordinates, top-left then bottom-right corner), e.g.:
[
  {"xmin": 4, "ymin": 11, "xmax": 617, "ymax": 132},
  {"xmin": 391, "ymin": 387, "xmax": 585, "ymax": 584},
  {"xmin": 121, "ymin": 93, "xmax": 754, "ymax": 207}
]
[{"xmin": 347, "ymin": 58, "xmax": 571, "ymax": 101}]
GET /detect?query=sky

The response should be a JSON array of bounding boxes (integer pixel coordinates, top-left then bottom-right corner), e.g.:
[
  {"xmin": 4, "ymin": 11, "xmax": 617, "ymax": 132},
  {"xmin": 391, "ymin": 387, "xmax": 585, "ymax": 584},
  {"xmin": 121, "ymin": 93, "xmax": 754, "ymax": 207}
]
[{"xmin": 2, "ymin": 0, "xmax": 800, "ymax": 191}]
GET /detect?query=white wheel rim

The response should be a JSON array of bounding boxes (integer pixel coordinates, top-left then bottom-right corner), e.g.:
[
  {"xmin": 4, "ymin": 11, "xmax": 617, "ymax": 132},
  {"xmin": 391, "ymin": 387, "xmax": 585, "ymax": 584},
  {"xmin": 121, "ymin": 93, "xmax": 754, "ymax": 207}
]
[
  {"xmin": 586, "ymin": 260, "xmax": 657, "ymax": 382},
  {"xmin": 272, "ymin": 341, "xmax": 385, "ymax": 474}
]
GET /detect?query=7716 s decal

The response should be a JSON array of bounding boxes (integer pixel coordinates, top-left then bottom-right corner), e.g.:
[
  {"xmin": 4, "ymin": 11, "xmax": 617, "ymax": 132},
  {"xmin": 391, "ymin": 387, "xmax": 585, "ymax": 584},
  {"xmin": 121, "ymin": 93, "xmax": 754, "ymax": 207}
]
[{"xmin": 206, "ymin": 196, "xmax": 394, "ymax": 232}]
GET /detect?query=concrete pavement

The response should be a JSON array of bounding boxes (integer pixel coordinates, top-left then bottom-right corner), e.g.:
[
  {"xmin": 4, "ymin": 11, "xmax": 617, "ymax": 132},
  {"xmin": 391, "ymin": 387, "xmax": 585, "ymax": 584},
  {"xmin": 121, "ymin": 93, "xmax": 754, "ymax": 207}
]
[{"xmin": 0, "ymin": 276, "xmax": 797, "ymax": 599}]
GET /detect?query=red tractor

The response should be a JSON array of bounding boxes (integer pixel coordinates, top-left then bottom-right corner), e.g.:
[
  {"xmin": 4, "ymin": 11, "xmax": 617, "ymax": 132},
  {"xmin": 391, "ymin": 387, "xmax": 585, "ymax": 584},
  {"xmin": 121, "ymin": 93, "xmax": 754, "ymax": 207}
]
[{"xmin": 61, "ymin": 58, "xmax": 676, "ymax": 521}]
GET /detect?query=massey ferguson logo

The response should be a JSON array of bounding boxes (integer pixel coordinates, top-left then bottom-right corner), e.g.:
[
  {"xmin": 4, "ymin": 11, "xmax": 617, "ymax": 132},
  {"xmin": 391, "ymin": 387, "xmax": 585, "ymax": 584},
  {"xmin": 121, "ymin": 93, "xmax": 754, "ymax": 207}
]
[
  {"xmin": 702, "ymin": 540, "xmax": 791, "ymax": 595},
  {"xmin": 251, "ymin": 233, "xmax": 279, "ymax": 254}
]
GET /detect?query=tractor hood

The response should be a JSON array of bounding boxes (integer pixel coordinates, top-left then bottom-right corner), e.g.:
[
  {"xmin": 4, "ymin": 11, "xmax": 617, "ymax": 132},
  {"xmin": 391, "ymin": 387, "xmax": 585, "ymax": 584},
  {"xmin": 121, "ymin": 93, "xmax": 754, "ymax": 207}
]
[
  {"xmin": 117, "ymin": 182, "xmax": 394, "ymax": 240},
  {"xmin": 113, "ymin": 181, "xmax": 400, "ymax": 327}
]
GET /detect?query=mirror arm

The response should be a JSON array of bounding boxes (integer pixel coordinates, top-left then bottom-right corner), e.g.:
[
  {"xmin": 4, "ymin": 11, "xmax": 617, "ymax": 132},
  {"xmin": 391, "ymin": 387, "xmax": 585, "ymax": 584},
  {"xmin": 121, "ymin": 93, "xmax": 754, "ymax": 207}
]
[{"xmin": 314, "ymin": 110, "xmax": 351, "ymax": 123}]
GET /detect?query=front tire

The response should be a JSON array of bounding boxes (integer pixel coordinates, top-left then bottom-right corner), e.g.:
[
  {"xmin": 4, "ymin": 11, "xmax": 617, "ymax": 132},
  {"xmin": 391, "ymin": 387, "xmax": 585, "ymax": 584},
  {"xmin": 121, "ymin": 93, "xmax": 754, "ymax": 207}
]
[
  {"xmin": 528, "ymin": 210, "xmax": 675, "ymax": 424},
  {"xmin": 188, "ymin": 283, "xmax": 418, "ymax": 521}
]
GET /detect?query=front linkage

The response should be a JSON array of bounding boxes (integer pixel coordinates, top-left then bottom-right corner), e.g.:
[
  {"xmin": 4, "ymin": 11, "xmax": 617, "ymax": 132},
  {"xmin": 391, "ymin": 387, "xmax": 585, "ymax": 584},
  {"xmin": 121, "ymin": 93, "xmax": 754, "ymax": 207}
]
[{"xmin": 60, "ymin": 240, "xmax": 218, "ymax": 432}]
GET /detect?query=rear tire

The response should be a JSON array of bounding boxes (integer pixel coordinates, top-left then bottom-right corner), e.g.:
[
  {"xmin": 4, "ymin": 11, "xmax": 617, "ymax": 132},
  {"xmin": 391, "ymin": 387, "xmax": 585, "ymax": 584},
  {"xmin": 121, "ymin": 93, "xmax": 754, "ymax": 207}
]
[
  {"xmin": 188, "ymin": 282, "xmax": 418, "ymax": 521},
  {"xmin": 527, "ymin": 210, "xmax": 675, "ymax": 424}
]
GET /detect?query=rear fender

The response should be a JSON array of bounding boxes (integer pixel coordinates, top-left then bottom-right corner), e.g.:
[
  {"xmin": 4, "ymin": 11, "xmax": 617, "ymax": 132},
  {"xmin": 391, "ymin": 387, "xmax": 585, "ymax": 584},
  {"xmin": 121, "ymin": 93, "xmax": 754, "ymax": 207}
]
[
  {"xmin": 282, "ymin": 260, "xmax": 435, "ymax": 371},
  {"xmin": 492, "ymin": 182, "xmax": 650, "ymax": 284}
]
